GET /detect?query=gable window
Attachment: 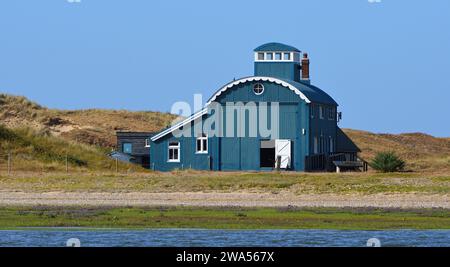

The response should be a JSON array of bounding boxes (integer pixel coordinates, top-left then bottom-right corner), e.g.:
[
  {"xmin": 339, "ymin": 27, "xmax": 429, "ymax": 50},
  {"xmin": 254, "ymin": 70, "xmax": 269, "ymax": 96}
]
[
  {"xmin": 257, "ymin": 53, "xmax": 264, "ymax": 60},
  {"xmin": 145, "ymin": 138, "xmax": 150, "ymax": 147},
  {"xmin": 253, "ymin": 83, "xmax": 264, "ymax": 95},
  {"xmin": 196, "ymin": 134, "xmax": 208, "ymax": 154},
  {"xmin": 122, "ymin": 143, "xmax": 132, "ymax": 154},
  {"xmin": 283, "ymin": 53, "xmax": 291, "ymax": 60},
  {"xmin": 275, "ymin": 53, "xmax": 282, "ymax": 60},
  {"xmin": 266, "ymin": 53, "xmax": 273, "ymax": 60},
  {"xmin": 319, "ymin": 105, "xmax": 324, "ymax": 119},
  {"xmin": 168, "ymin": 141, "xmax": 180, "ymax": 162}
]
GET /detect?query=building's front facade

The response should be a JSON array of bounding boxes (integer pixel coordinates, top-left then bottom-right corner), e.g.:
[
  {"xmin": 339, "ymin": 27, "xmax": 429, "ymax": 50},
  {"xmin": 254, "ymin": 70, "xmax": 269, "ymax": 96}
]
[{"xmin": 149, "ymin": 43, "xmax": 359, "ymax": 172}]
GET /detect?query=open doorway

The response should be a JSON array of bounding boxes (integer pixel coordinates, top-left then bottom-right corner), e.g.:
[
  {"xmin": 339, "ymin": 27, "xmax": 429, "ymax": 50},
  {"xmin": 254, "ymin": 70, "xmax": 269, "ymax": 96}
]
[{"xmin": 260, "ymin": 140, "xmax": 275, "ymax": 168}]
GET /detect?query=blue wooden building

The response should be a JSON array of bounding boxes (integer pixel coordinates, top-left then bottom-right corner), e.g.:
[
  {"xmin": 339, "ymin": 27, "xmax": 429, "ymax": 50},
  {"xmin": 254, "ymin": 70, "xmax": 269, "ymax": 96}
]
[{"xmin": 149, "ymin": 43, "xmax": 361, "ymax": 172}]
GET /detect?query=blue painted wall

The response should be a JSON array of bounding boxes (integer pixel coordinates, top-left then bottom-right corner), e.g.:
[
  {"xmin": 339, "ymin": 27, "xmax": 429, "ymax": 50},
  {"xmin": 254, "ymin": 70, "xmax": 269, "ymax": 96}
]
[
  {"xmin": 254, "ymin": 62, "xmax": 301, "ymax": 82},
  {"xmin": 309, "ymin": 103, "xmax": 337, "ymax": 154},
  {"xmin": 150, "ymin": 80, "xmax": 322, "ymax": 171},
  {"xmin": 150, "ymin": 119, "xmax": 220, "ymax": 171}
]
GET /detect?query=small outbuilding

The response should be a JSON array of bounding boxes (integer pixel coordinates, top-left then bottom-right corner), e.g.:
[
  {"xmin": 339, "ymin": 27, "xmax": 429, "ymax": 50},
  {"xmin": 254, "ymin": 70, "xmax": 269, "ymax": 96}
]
[{"xmin": 115, "ymin": 131, "xmax": 154, "ymax": 168}]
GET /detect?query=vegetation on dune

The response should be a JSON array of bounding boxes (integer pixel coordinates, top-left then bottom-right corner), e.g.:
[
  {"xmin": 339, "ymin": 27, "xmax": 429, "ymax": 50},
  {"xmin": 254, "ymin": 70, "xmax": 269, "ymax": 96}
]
[
  {"xmin": 0, "ymin": 93, "xmax": 177, "ymax": 148},
  {"xmin": 0, "ymin": 206, "xmax": 449, "ymax": 230},
  {"xmin": 370, "ymin": 151, "xmax": 406, "ymax": 173},
  {"xmin": 0, "ymin": 125, "xmax": 142, "ymax": 172},
  {"xmin": 343, "ymin": 129, "xmax": 450, "ymax": 172}
]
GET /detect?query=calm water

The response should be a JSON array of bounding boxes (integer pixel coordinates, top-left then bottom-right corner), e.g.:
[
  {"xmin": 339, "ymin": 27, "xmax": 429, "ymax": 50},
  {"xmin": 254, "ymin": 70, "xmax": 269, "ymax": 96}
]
[{"xmin": 0, "ymin": 229, "xmax": 449, "ymax": 247}]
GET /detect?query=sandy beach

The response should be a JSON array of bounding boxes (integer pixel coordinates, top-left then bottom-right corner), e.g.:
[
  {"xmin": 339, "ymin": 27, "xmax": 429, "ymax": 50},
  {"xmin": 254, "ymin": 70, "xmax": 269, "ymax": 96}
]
[{"xmin": 0, "ymin": 191, "xmax": 448, "ymax": 209}]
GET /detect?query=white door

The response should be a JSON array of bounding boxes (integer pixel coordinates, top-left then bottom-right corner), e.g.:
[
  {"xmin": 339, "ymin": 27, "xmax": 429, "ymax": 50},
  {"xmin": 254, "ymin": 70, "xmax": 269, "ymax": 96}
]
[{"xmin": 275, "ymin": 139, "xmax": 291, "ymax": 169}]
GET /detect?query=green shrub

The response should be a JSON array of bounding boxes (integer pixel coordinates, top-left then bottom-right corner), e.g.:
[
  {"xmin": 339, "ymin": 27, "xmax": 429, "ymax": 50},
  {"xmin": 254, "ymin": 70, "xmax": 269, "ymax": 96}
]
[{"xmin": 370, "ymin": 151, "xmax": 405, "ymax": 172}]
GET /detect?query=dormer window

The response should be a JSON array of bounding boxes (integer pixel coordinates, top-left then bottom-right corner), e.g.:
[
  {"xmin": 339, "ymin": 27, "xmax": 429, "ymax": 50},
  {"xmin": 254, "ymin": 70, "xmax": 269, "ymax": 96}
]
[
  {"xmin": 253, "ymin": 83, "xmax": 264, "ymax": 95},
  {"xmin": 275, "ymin": 53, "xmax": 282, "ymax": 60},
  {"xmin": 283, "ymin": 53, "xmax": 291, "ymax": 60},
  {"xmin": 266, "ymin": 53, "xmax": 273, "ymax": 60}
]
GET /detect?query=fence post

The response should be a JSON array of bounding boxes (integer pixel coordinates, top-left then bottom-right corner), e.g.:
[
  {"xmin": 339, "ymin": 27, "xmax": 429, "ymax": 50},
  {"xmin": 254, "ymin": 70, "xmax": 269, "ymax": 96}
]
[
  {"xmin": 65, "ymin": 154, "xmax": 69, "ymax": 173},
  {"xmin": 276, "ymin": 155, "xmax": 281, "ymax": 171},
  {"xmin": 115, "ymin": 158, "xmax": 119, "ymax": 173},
  {"xmin": 7, "ymin": 152, "xmax": 11, "ymax": 175}
]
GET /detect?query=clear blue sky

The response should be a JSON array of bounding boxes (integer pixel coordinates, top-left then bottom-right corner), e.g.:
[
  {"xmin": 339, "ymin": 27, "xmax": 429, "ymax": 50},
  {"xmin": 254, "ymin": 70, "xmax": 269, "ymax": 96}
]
[{"xmin": 1, "ymin": 0, "xmax": 449, "ymax": 137}]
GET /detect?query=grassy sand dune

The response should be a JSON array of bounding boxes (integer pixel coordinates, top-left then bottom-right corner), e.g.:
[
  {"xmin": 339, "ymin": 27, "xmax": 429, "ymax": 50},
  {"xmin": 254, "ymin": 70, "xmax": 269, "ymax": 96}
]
[
  {"xmin": 0, "ymin": 93, "xmax": 177, "ymax": 147},
  {"xmin": 0, "ymin": 125, "xmax": 141, "ymax": 172}
]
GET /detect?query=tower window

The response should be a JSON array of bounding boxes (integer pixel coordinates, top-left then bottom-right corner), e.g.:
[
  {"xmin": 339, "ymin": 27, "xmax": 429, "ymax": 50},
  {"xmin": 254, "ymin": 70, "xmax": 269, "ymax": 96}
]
[
  {"xmin": 257, "ymin": 53, "xmax": 264, "ymax": 60},
  {"xmin": 253, "ymin": 83, "xmax": 264, "ymax": 95},
  {"xmin": 284, "ymin": 53, "xmax": 291, "ymax": 60},
  {"xmin": 275, "ymin": 53, "xmax": 282, "ymax": 60},
  {"xmin": 266, "ymin": 53, "xmax": 273, "ymax": 60}
]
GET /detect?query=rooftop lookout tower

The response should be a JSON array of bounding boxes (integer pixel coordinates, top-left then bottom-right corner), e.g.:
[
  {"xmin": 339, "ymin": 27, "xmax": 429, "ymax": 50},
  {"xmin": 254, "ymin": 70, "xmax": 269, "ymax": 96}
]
[{"xmin": 254, "ymin": 42, "xmax": 310, "ymax": 83}]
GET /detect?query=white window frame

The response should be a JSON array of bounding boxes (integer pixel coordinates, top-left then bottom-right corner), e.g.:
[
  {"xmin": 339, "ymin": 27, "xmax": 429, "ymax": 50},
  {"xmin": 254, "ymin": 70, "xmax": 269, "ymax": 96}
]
[
  {"xmin": 275, "ymin": 52, "xmax": 282, "ymax": 60},
  {"xmin": 319, "ymin": 105, "xmax": 324, "ymax": 119},
  {"xmin": 168, "ymin": 141, "xmax": 180, "ymax": 163},
  {"xmin": 145, "ymin": 138, "xmax": 150, "ymax": 147},
  {"xmin": 257, "ymin": 52, "xmax": 265, "ymax": 60},
  {"xmin": 196, "ymin": 134, "xmax": 208, "ymax": 154},
  {"xmin": 253, "ymin": 83, "xmax": 265, "ymax": 95},
  {"xmin": 254, "ymin": 51, "xmax": 300, "ymax": 62}
]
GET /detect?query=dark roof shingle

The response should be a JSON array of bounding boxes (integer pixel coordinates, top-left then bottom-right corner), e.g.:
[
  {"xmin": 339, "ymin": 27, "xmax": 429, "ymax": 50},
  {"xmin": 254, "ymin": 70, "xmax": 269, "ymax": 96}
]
[{"xmin": 254, "ymin": 43, "xmax": 301, "ymax": 52}]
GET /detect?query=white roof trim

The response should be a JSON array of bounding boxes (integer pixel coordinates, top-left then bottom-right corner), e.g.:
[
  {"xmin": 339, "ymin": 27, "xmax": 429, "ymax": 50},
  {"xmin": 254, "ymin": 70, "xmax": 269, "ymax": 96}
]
[
  {"xmin": 206, "ymin": 76, "xmax": 311, "ymax": 105},
  {"xmin": 151, "ymin": 108, "xmax": 208, "ymax": 142}
]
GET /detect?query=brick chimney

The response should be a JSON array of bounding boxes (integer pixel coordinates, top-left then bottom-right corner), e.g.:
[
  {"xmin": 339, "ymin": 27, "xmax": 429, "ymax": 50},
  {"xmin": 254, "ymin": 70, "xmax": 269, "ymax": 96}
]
[{"xmin": 301, "ymin": 53, "xmax": 310, "ymax": 81}]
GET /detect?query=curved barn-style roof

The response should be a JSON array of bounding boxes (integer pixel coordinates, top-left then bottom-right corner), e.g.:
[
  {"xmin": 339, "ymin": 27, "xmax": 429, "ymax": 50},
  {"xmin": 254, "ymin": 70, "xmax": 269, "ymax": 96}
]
[
  {"xmin": 152, "ymin": 77, "xmax": 337, "ymax": 141},
  {"xmin": 254, "ymin": 42, "xmax": 301, "ymax": 52},
  {"xmin": 279, "ymin": 79, "xmax": 338, "ymax": 106},
  {"xmin": 206, "ymin": 76, "xmax": 337, "ymax": 106}
]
